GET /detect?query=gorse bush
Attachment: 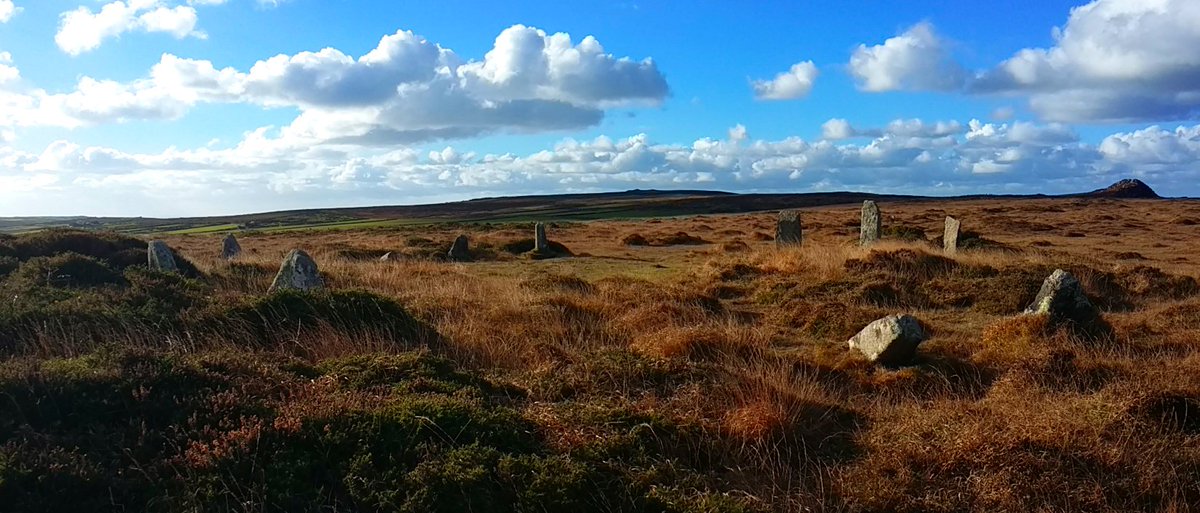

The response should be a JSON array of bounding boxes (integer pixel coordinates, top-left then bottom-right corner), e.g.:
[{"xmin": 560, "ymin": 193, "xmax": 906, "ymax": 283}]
[
  {"xmin": 0, "ymin": 348, "xmax": 755, "ymax": 513},
  {"xmin": 10, "ymin": 253, "xmax": 127, "ymax": 289}
]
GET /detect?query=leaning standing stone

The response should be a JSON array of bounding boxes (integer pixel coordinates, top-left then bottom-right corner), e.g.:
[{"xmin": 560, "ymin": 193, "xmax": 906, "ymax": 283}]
[
  {"xmin": 775, "ymin": 210, "xmax": 802, "ymax": 247},
  {"xmin": 147, "ymin": 241, "xmax": 178, "ymax": 273},
  {"xmin": 943, "ymin": 216, "xmax": 961, "ymax": 254},
  {"xmin": 860, "ymin": 200, "xmax": 881, "ymax": 246},
  {"xmin": 269, "ymin": 249, "xmax": 324, "ymax": 293},
  {"xmin": 534, "ymin": 222, "xmax": 549, "ymax": 253},
  {"xmin": 448, "ymin": 235, "xmax": 471, "ymax": 261},
  {"xmin": 222, "ymin": 234, "xmax": 242, "ymax": 260},
  {"xmin": 847, "ymin": 314, "xmax": 927, "ymax": 366}
]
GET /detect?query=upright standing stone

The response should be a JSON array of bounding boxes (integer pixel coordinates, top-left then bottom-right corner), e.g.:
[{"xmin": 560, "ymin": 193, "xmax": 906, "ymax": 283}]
[
  {"xmin": 943, "ymin": 216, "xmax": 961, "ymax": 254},
  {"xmin": 775, "ymin": 210, "xmax": 802, "ymax": 247},
  {"xmin": 147, "ymin": 241, "xmax": 178, "ymax": 273},
  {"xmin": 269, "ymin": 249, "xmax": 324, "ymax": 293},
  {"xmin": 860, "ymin": 200, "xmax": 881, "ymax": 246},
  {"xmin": 448, "ymin": 235, "xmax": 471, "ymax": 261},
  {"xmin": 534, "ymin": 223, "xmax": 549, "ymax": 253},
  {"xmin": 222, "ymin": 234, "xmax": 242, "ymax": 260}
]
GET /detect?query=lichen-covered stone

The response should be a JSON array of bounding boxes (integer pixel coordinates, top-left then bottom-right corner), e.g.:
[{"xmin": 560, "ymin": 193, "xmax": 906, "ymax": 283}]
[
  {"xmin": 847, "ymin": 314, "xmax": 927, "ymax": 365},
  {"xmin": 147, "ymin": 241, "xmax": 178, "ymax": 273},
  {"xmin": 534, "ymin": 223, "xmax": 549, "ymax": 253},
  {"xmin": 269, "ymin": 249, "xmax": 324, "ymax": 293},
  {"xmin": 776, "ymin": 210, "xmax": 802, "ymax": 247},
  {"xmin": 448, "ymin": 235, "xmax": 471, "ymax": 261},
  {"xmin": 860, "ymin": 200, "xmax": 881, "ymax": 246},
  {"xmin": 944, "ymin": 216, "xmax": 961, "ymax": 254},
  {"xmin": 222, "ymin": 234, "xmax": 242, "ymax": 260}
]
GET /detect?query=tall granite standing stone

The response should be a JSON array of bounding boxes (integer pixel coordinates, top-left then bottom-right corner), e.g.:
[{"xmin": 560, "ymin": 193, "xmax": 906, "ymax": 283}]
[
  {"xmin": 943, "ymin": 216, "xmax": 961, "ymax": 254},
  {"xmin": 147, "ymin": 241, "xmax": 178, "ymax": 273},
  {"xmin": 268, "ymin": 249, "xmax": 324, "ymax": 293},
  {"xmin": 534, "ymin": 223, "xmax": 549, "ymax": 253},
  {"xmin": 222, "ymin": 234, "xmax": 242, "ymax": 260},
  {"xmin": 775, "ymin": 210, "xmax": 802, "ymax": 247},
  {"xmin": 860, "ymin": 200, "xmax": 881, "ymax": 246},
  {"xmin": 448, "ymin": 235, "xmax": 471, "ymax": 261}
]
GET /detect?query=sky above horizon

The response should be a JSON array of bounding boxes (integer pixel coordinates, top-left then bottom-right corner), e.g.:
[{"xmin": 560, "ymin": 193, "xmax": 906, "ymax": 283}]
[{"xmin": 0, "ymin": 0, "xmax": 1199, "ymax": 217}]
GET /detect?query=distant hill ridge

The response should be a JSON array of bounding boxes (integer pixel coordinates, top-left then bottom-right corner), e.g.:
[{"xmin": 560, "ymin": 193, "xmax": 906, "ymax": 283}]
[
  {"xmin": 1086, "ymin": 179, "xmax": 1160, "ymax": 199},
  {"xmin": 0, "ymin": 179, "xmax": 1172, "ymax": 234}
]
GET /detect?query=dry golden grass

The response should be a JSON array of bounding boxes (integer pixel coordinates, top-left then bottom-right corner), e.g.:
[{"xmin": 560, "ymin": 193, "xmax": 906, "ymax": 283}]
[{"xmin": 97, "ymin": 197, "xmax": 1200, "ymax": 510}]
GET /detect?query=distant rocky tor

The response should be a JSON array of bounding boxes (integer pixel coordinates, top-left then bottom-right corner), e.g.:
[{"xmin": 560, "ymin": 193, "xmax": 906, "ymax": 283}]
[{"xmin": 1087, "ymin": 179, "xmax": 1161, "ymax": 199}]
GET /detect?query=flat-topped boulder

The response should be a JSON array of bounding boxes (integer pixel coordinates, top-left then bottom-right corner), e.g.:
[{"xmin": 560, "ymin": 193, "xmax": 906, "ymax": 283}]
[
  {"xmin": 848, "ymin": 314, "xmax": 927, "ymax": 366},
  {"xmin": 147, "ymin": 241, "xmax": 178, "ymax": 273},
  {"xmin": 269, "ymin": 249, "xmax": 324, "ymax": 293}
]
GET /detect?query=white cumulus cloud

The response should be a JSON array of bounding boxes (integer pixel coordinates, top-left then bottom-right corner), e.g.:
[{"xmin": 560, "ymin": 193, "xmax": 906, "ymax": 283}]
[
  {"xmin": 55, "ymin": 1, "xmax": 205, "ymax": 56},
  {"xmin": 752, "ymin": 61, "xmax": 818, "ymax": 100},
  {"xmin": 849, "ymin": 22, "xmax": 965, "ymax": 92},
  {"xmin": 0, "ymin": 1, "xmax": 19, "ymax": 23}
]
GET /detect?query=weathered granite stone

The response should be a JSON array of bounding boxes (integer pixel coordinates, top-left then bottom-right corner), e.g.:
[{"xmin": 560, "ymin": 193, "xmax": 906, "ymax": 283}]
[
  {"xmin": 222, "ymin": 234, "xmax": 242, "ymax": 260},
  {"xmin": 534, "ymin": 223, "xmax": 549, "ymax": 253},
  {"xmin": 448, "ymin": 235, "xmax": 471, "ymax": 261},
  {"xmin": 147, "ymin": 241, "xmax": 178, "ymax": 273},
  {"xmin": 944, "ymin": 216, "xmax": 961, "ymax": 254},
  {"xmin": 847, "ymin": 314, "xmax": 927, "ymax": 366},
  {"xmin": 269, "ymin": 249, "xmax": 324, "ymax": 293},
  {"xmin": 860, "ymin": 200, "xmax": 881, "ymax": 246},
  {"xmin": 775, "ymin": 210, "xmax": 802, "ymax": 247},
  {"xmin": 1022, "ymin": 268, "xmax": 1104, "ymax": 333}
]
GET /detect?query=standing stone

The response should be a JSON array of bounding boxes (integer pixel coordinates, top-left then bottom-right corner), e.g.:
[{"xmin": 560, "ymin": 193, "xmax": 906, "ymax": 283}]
[
  {"xmin": 448, "ymin": 235, "xmax": 471, "ymax": 261},
  {"xmin": 222, "ymin": 234, "xmax": 242, "ymax": 260},
  {"xmin": 847, "ymin": 314, "xmax": 927, "ymax": 366},
  {"xmin": 269, "ymin": 249, "xmax": 324, "ymax": 293},
  {"xmin": 147, "ymin": 241, "xmax": 178, "ymax": 273},
  {"xmin": 860, "ymin": 200, "xmax": 881, "ymax": 246},
  {"xmin": 943, "ymin": 216, "xmax": 961, "ymax": 254},
  {"xmin": 1024, "ymin": 270, "xmax": 1098, "ymax": 320},
  {"xmin": 534, "ymin": 222, "xmax": 549, "ymax": 253},
  {"xmin": 775, "ymin": 210, "xmax": 802, "ymax": 247}
]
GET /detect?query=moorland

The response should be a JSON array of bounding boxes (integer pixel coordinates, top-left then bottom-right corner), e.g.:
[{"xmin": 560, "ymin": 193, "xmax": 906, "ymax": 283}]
[{"xmin": 1, "ymin": 191, "xmax": 1199, "ymax": 512}]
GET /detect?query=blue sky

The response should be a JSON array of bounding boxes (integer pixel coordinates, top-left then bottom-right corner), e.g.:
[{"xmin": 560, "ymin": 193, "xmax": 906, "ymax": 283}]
[{"xmin": 0, "ymin": 0, "xmax": 1198, "ymax": 216}]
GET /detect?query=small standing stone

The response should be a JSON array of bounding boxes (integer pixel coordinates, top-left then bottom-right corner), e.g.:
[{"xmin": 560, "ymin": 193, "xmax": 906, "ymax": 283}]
[
  {"xmin": 775, "ymin": 210, "xmax": 802, "ymax": 247},
  {"xmin": 860, "ymin": 200, "xmax": 881, "ymax": 246},
  {"xmin": 943, "ymin": 216, "xmax": 961, "ymax": 254},
  {"xmin": 448, "ymin": 235, "xmax": 471, "ymax": 261},
  {"xmin": 534, "ymin": 223, "xmax": 549, "ymax": 253},
  {"xmin": 222, "ymin": 234, "xmax": 242, "ymax": 260},
  {"xmin": 1024, "ymin": 269, "xmax": 1105, "ymax": 325},
  {"xmin": 147, "ymin": 241, "xmax": 178, "ymax": 273},
  {"xmin": 269, "ymin": 249, "xmax": 324, "ymax": 293},
  {"xmin": 1024, "ymin": 269, "xmax": 1112, "ymax": 340},
  {"xmin": 847, "ymin": 314, "xmax": 927, "ymax": 366}
]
